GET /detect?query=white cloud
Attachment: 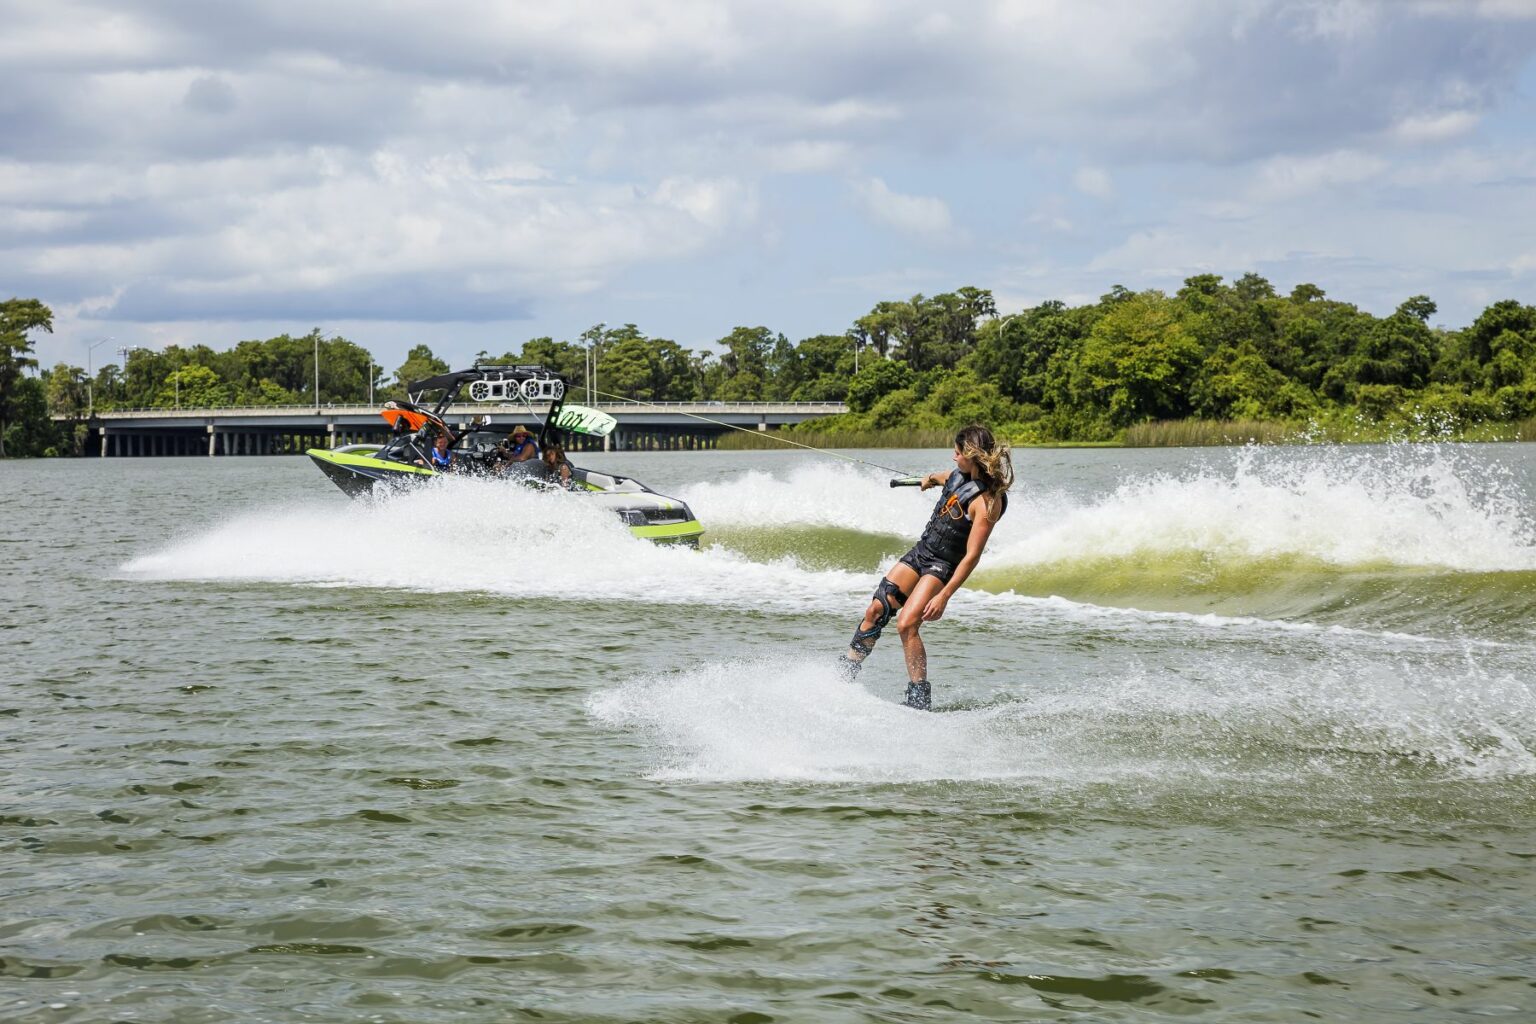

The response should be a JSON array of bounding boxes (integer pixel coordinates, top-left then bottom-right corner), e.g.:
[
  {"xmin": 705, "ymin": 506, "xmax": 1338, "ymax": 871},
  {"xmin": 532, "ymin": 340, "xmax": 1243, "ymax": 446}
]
[
  {"xmin": 1412, "ymin": 0, "xmax": 1536, "ymax": 19},
  {"xmin": 0, "ymin": 2, "xmax": 172, "ymax": 69},
  {"xmin": 1391, "ymin": 109, "xmax": 1481, "ymax": 145},
  {"xmin": 13, "ymin": 146, "xmax": 756, "ymax": 320},
  {"xmin": 852, "ymin": 178, "xmax": 953, "ymax": 236},
  {"xmin": 1295, "ymin": 0, "xmax": 1381, "ymax": 39},
  {"xmin": 1249, "ymin": 149, "xmax": 1389, "ymax": 201},
  {"xmin": 759, "ymin": 140, "xmax": 855, "ymax": 173},
  {"xmin": 6, "ymin": 0, "xmax": 1536, "ymax": 357},
  {"xmin": 1073, "ymin": 166, "xmax": 1114, "ymax": 200}
]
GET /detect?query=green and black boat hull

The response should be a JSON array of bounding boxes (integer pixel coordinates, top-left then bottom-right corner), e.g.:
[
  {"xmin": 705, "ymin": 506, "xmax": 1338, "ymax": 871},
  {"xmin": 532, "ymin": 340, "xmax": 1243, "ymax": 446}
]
[{"xmin": 307, "ymin": 445, "xmax": 704, "ymax": 546}]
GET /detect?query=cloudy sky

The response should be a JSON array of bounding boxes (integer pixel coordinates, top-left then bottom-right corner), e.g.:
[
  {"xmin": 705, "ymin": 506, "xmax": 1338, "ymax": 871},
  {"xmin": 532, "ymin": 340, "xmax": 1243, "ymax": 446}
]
[{"xmin": 6, "ymin": 0, "xmax": 1536, "ymax": 373}]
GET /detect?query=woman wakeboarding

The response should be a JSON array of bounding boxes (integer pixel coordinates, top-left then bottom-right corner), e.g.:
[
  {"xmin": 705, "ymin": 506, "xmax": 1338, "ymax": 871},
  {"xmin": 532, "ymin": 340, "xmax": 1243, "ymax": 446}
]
[{"xmin": 836, "ymin": 424, "xmax": 1014, "ymax": 710}]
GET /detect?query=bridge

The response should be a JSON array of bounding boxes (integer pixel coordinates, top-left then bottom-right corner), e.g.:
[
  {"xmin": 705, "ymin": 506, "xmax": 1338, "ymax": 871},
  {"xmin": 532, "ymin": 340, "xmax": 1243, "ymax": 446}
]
[{"xmin": 59, "ymin": 401, "xmax": 848, "ymax": 456}]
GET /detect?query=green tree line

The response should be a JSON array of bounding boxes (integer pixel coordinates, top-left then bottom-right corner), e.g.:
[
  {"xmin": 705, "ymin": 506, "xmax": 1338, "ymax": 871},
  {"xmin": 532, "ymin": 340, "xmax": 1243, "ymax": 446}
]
[{"xmin": 7, "ymin": 274, "xmax": 1536, "ymax": 455}]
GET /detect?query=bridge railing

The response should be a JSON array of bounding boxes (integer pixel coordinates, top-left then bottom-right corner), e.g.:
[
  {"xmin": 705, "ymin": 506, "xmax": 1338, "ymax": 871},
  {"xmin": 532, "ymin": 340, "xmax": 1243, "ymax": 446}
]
[{"xmin": 72, "ymin": 401, "xmax": 847, "ymax": 420}]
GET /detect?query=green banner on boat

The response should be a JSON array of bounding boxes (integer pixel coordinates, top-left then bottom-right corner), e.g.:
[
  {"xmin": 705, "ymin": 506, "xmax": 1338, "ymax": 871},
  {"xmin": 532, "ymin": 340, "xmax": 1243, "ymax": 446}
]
[{"xmin": 554, "ymin": 404, "xmax": 618, "ymax": 438}]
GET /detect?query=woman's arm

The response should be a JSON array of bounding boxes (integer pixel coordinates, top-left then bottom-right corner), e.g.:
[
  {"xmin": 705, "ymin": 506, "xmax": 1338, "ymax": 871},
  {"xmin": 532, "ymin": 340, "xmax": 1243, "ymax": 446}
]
[
  {"xmin": 918, "ymin": 469, "xmax": 948, "ymax": 491},
  {"xmin": 921, "ymin": 495, "xmax": 998, "ymax": 621}
]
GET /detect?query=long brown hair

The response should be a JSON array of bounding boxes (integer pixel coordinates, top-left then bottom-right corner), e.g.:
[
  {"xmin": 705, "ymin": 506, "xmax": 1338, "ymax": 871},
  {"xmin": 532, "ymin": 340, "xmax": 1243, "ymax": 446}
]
[{"xmin": 955, "ymin": 424, "xmax": 1013, "ymax": 517}]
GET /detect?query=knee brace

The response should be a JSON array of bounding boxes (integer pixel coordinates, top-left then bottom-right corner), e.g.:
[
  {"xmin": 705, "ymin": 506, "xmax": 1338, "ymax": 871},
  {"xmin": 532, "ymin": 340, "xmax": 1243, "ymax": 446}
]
[{"xmin": 852, "ymin": 578, "xmax": 907, "ymax": 651}]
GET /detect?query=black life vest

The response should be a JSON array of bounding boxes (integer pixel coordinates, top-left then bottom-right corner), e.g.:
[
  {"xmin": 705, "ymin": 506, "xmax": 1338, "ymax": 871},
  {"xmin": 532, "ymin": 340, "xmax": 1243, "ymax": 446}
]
[{"xmin": 918, "ymin": 469, "xmax": 1003, "ymax": 562}]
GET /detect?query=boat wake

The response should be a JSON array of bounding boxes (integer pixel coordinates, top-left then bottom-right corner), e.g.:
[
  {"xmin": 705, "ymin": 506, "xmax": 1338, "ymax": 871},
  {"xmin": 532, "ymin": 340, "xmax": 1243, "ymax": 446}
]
[
  {"xmin": 125, "ymin": 443, "xmax": 1536, "ymax": 640},
  {"xmin": 589, "ymin": 652, "xmax": 1536, "ymax": 792},
  {"xmin": 121, "ymin": 476, "xmax": 868, "ymax": 615},
  {"xmin": 686, "ymin": 445, "xmax": 1536, "ymax": 638}
]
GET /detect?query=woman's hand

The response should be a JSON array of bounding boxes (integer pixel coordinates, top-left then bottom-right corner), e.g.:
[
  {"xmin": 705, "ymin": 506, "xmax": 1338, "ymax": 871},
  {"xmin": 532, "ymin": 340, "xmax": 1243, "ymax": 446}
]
[
  {"xmin": 919, "ymin": 472, "xmax": 939, "ymax": 491},
  {"xmin": 921, "ymin": 593, "xmax": 949, "ymax": 621}
]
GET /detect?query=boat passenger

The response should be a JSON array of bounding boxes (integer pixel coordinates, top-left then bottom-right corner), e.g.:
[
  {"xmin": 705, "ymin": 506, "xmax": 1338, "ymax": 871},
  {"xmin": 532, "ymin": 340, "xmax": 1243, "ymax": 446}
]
[
  {"xmin": 835, "ymin": 424, "xmax": 1013, "ymax": 711},
  {"xmin": 427, "ymin": 433, "xmax": 454, "ymax": 471},
  {"xmin": 541, "ymin": 443, "xmax": 573, "ymax": 489},
  {"xmin": 502, "ymin": 425, "xmax": 539, "ymax": 464}
]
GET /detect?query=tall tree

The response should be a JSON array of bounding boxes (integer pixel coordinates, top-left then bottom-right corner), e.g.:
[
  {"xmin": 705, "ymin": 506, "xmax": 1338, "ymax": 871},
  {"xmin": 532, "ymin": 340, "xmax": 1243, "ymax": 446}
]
[
  {"xmin": 853, "ymin": 302, "xmax": 904, "ymax": 358},
  {"xmin": 394, "ymin": 344, "xmax": 449, "ymax": 395},
  {"xmin": 714, "ymin": 326, "xmax": 781, "ymax": 399},
  {"xmin": 157, "ymin": 364, "xmax": 232, "ymax": 408},
  {"xmin": 0, "ymin": 299, "xmax": 52, "ymax": 458},
  {"xmin": 45, "ymin": 362, "xmax": 89, "ymax": 417},
  {"xmin": 595, "ymin": 336, "xmax": 663, "ymax": 400},
  {"xmin": 1070, "ymin": 290, "xmax": 1202, "ymax": 428}
]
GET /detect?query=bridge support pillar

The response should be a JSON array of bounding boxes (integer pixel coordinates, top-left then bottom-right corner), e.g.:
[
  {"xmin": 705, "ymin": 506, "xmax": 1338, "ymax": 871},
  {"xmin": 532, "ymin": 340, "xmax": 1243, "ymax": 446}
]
[
  {"xmin": 207, "ymin": 425, "xmax": 215, "ymax": 457},
  {"xmin": 99, "ymin": 427, "xmax": 108, "ymax": 457}
]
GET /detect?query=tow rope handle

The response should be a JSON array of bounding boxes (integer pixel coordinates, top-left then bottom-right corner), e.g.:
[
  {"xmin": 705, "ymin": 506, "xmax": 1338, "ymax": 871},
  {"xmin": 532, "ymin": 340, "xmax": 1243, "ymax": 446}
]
[{"xmin": 889, "ymin": 477, "xmax": 923, "ymax": 488}]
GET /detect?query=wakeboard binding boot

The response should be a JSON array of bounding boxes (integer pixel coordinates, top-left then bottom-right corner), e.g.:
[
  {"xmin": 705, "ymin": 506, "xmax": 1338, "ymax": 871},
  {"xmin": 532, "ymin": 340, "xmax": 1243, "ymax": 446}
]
[
  {"xmin": 903, "ymin": 680, "xmax": 932, "ymax": 711},
  {"xmin": 836, "ymin": 637, "xmax": 874, "ymax": 683}
]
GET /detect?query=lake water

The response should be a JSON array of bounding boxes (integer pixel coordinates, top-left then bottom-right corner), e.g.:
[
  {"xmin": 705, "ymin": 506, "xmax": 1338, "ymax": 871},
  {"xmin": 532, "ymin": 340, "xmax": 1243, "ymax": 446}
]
[{"xmin": 5, "ymin": 444, "xmax": 1535, "ymax": 1021}]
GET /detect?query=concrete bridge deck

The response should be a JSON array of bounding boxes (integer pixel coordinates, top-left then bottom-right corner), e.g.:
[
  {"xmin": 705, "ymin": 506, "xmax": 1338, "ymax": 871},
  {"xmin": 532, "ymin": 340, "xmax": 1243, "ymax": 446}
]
[{"xmin": 57, "ymin": 401, "xmax": 847, "ymax": 456}]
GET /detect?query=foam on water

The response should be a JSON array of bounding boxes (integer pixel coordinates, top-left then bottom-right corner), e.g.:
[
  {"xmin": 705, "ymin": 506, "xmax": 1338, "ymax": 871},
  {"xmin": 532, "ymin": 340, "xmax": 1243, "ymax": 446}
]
[
  {"xmin": 678, "ymin": 461, "xmax": 929, "ymax": 537},
  {"xmin": 681, "ymin": 446, "xmax": 1536, "ymax": 573},
  {"xmin": 591, "ymin": 650, "xmax": 1536, "ymax": 786},
  {"xmin": 587, "ymin": 657, "xmax": 1080, "ymax": 784},
  {"xmin": 117, "ymin": 454, "xmax": 1536, "ymax": 787},
  {"xmin": 123, "ymin": 477, "xmax": 865, "ymax": 613},
  {"xmin": 988, "ymin": 445, "xmax": 1536, "ymax": 574},
  {"xmin": 122, "ymin": 445, "xmax": 1536, "ymax": 639}
]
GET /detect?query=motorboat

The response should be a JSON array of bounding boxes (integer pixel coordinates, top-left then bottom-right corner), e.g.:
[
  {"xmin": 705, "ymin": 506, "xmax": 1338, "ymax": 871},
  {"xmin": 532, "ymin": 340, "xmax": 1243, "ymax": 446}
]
[{"xmin": 306, "ymin": 365, "xmax": 704, "ymax": 545}]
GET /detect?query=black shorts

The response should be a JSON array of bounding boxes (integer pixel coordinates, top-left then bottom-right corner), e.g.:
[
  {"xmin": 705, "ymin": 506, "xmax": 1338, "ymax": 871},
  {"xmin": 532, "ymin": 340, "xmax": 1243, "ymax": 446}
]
[{"xmin": 898, "ymin": 544, "xmax": 956, "ymax": 584}]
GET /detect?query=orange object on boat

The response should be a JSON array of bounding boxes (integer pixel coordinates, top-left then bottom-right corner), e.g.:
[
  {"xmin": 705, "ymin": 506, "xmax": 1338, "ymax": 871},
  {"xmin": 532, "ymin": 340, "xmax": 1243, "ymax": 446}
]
[{"xmin": 380, "ymin": 404, "xmax": 431, "ymax": 432}]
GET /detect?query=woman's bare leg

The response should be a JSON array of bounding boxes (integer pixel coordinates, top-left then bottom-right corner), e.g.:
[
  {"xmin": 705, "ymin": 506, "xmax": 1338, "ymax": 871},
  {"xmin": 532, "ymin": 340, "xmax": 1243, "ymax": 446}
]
[{"xmin": 895, "ymin": 574, "xmax": 946, "ymax": 684}]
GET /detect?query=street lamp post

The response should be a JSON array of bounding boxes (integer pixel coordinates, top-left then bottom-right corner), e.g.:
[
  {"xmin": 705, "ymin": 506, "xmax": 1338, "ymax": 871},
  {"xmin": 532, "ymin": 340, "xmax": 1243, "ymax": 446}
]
[
  {"xmin": 85, "ymin": 337, "xmax": 111, "ymax": 419},
  {"xmin": 367, "ymin": 359, "xmax": 373, "ymax": 406},
  {"xmin": 117, "ymin": 347, "xmax": 134, "ymax": 405},
  {"xmin": 313, "ymin": 333, "xmax": 320, "ymax": 412}
]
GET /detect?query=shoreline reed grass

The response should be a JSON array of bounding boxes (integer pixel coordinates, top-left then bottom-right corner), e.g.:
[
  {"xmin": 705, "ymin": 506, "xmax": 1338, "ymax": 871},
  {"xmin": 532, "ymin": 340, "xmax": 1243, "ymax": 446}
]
[
  {"xmin": 1123, "ymin": 419, "xmax": 1298, "ymax": 447},
  {"xmin": 1125, "ymin": 417, "xmax": 1536, "ymax": 447}
]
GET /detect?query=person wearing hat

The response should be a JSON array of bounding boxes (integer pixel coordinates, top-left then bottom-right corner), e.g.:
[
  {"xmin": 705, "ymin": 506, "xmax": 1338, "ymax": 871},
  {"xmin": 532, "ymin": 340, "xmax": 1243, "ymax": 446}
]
[{"xmin": 502, "ymin": 424, "xmax": 539, "ymax": 464}]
